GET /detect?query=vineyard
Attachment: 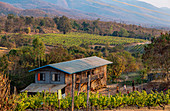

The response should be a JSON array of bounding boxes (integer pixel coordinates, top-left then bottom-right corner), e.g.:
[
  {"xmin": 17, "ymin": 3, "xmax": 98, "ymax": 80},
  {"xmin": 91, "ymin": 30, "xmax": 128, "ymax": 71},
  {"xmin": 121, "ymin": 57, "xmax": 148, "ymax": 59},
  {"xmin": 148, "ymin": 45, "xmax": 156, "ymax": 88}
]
[
  {"xmin": 4, "ymin": 90, "xmax": 170, "ymax": 110},
  {"xmin": 124, "ymin": 44, "xmax": 145, "ymax": 53},
  {"xmin": 24, "ymin": 33, "xmax": 147, "ymax": 46}
]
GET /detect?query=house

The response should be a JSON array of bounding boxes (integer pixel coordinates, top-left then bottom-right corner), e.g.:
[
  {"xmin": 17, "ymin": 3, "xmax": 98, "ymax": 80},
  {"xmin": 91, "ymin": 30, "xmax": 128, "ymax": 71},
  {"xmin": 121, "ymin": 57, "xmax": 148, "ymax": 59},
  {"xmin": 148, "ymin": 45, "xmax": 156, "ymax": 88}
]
[{"xmin": 21, "ymin": 56, "xmax": 112, "ymax": 96}]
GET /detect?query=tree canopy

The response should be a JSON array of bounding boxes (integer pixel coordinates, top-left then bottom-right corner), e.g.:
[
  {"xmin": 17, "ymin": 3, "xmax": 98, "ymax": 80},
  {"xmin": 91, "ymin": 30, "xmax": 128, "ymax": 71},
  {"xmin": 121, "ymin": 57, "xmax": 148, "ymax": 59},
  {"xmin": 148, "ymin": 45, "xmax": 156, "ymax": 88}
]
[
  {"xmin": 58, "ymin": 16, "xmax": 71, "ymax": 34},
  {"xmin": 142, "ymin": 33, "xmax": 170, "ymax": 80}
]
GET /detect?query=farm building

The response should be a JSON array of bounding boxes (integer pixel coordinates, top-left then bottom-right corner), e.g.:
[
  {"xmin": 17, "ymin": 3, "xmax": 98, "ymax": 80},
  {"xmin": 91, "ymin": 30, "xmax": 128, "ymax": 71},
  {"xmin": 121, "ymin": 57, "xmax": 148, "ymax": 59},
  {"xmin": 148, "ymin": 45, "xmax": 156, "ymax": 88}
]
[{"xmin": 21, "ymin": 56, "xmax": 112, "ymax": 96}]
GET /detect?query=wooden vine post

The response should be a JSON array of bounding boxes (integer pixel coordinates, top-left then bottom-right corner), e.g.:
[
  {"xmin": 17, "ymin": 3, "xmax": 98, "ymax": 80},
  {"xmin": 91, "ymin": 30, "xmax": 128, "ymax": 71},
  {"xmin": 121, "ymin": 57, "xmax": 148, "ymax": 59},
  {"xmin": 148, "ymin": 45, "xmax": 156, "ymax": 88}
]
[
  {"xmin": 86, "ymin": 71, "xmax": 91, "ymax": 111},
  {"xmin": 71, "ymin": 74, "xmax": 75, "ymax": 111},
  {"xmin": 77, "ymin": 74, "xmax": 82, "ymax": 95}
]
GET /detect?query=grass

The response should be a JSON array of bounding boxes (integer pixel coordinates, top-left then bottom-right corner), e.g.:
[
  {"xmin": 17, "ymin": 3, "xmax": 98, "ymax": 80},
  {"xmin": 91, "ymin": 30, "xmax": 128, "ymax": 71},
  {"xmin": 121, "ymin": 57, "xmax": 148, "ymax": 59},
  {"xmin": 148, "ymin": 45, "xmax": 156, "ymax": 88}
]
[{"xmin": 23, "ymin": 32, "xmax": 148, "ymax": 46}]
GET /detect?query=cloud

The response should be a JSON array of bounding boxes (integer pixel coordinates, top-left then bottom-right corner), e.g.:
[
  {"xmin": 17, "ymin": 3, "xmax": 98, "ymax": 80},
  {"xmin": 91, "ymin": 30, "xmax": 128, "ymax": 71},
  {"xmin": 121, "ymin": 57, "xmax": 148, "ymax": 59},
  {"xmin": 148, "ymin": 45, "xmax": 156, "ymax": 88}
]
[{"xmin": 138, "ymin": 0, "xmax": 170, "ymax": 8}]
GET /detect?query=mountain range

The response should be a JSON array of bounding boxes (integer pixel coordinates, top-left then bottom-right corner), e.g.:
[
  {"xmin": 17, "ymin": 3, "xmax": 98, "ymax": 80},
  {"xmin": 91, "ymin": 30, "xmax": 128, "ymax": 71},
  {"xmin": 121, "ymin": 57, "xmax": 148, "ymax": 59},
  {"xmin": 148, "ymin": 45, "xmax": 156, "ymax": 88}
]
[{"xmin": 0, "ymin": 0, "xmax": 170, "ymax": 27}]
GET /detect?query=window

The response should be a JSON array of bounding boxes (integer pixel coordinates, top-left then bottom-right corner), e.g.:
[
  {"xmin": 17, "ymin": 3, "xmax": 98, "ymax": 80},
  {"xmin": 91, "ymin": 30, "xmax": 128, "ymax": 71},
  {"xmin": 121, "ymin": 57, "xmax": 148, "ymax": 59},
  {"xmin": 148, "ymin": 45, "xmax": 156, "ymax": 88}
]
[
  {"xmin": 38, "ymin": 73, "xmax": 45, "ymax": 81},
  {"xmin": 52, "ymin": 73, "xmax": 60, "ymax": 81}
]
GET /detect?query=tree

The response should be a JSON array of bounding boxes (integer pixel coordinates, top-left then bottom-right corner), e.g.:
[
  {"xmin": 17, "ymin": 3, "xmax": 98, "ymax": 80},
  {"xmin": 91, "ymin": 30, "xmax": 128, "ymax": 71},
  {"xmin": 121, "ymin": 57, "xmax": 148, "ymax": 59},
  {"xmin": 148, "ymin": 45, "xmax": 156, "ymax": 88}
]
[
  {"xmin": 142, "ymin": 33, "xmax": 170, "ymax": 80},
  {"xmin": 119, "ymin": 28, "xmax": 129, "ymax": 37},
  {"xmin": 108, "ymin": 53, "xmax": 126, "ymax": 81},
  {"xmin": 25, "ymin": 16, "xmax": 34, "ymax": 25},
  {"xmin": 72, "ymin": 21, "xmax": 80, "ymax": 30},
  {"xmin": 58, "ymin": 16, "xmax": 71, "ymax": 34},
  {"xmin": 5, "ymin": 20, "xmax": 13, "ymax": 32},
  {"xmin": 82, "ymin": 21, "xmax": 90, "ymax": 31},
  {"xmin": 92, "ymin": 18, "xmax": 100, "ymax": 34},
  {"xmin": 39, "ymin": 19, "xmax": 45, "ymax": 26},
  {"xmin": 112, "ymin": 31, "xmax": 119, "ymax": 36},
  {"xmin": 32, "ymin": 37, "xmax": 45, "ymax": 67},
  {"xmin": 117, "ymin": 51, "xmax": 139, "ymax": 72},
  {"xmin": 53, "ymin": 16, "xmax": 59, "ymax": 25},
  {"xmin": 47, "ymin": 45, "xmax": 72, "ymax": 64},
  {"xmin": 109, "ymin": 25, "xmax": 113, "ymax": 35},
  {"xmin": 7, "ymin": 14, "xmax": 15, "ymax": 19}
]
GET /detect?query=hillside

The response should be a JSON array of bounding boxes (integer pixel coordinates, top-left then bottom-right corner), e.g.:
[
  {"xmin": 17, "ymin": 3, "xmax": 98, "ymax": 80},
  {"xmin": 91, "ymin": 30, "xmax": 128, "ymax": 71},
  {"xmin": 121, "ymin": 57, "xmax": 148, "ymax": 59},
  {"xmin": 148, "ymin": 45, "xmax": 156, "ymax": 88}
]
[
  {"xmin": 0, "ymin": 2, "xmax": 21, "ymax": 15},
  {"xmin": 0, "ymin": 0, "xmax": 170, "ymax": 27},
  {"xmin": 0, "ymin": 2, "xmax": 50, "ymax": 17},
  {"xmin": 43, "ymin": 0, "xmax": 170, "ymax": 26}
]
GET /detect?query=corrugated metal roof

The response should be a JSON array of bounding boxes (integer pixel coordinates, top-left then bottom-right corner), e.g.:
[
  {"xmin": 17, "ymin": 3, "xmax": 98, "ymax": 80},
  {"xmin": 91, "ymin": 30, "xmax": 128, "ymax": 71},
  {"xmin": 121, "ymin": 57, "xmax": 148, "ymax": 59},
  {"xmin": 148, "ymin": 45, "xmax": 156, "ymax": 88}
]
[
  {"xmin": 29, "ymin": 56, "xmax": 112, "ymax": 74},
  {"xmin": 21, "ymin": 83, "xmax": 66, "ymax": 92}
]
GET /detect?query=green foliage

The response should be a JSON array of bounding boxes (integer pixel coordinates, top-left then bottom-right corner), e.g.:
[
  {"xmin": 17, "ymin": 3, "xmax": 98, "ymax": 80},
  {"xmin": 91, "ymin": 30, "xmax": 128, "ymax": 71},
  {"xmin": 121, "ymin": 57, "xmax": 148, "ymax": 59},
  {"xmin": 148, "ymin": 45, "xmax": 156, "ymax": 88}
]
[
  {"xmin": 58, "ymin": 16, "xmax": 71, "ymax": 34},
  {"xmin": 112, "ymin": 31, "xmax": 119, "ymax": 36},
  {"xmin": 0, "ymin": 55, "xmax": 8, "ymax": 73},
  {"xmin": 39, "ymin": 19, "xmax": 46, "ymax": 26},
  {"xmin": 139, "ymin": 69, "xmax": 147, "ymax": 79},
  {"xmin": 82, "ymin": 21, "xmax": 90, "ymax": 31},
  {"xmin": 117, "ymin": 51, "xmax": 138, "ymax": 72},
  {"xmin": 7, "ymin": 14, "xmax": 15, "ymax": 19},
  {"xmin": 119, "ymin": 28, "xmax": 129, "ymax": 37},
  {"xmin": 46, "ymin": 46, "xmax": 72, "ymax": 64},
  {"xmin": 108, "ymin": 53, "xmax": 126, "ymax": 79},
  {"xmin": 0, "ymin": 15, "xmax": 161, "ymax": 39},
  {"xmin": 24, "ymin": 27, "xmax": 31, "ymax": 34},
  {"xmin": 142, "ymin": 33, "xmax": 170, "ymax": 79},
  {"xmin": 12, "ymin": 90, "xmax": 170, "ymax": 110},
  {"xmin": 53, "ymin": 16, "xmax": 59, "ymax": 25},
  {"xmin": 124, "ymin": 44, "xmax": 145, "ymax": 54},
  {"xmin": 24, "ymin": 33, "xmax": 147, "ymax": 47},
  {"xmin": 32, "ymin": 37, "xmax": 45, "ymax": 67},
  {"xmin": 72, "ymin": 21, "xmax": 80, "ymax": 30},
  {"xmin": 25, "ymin": 16, "xmax": 34, "ymax": 25}
]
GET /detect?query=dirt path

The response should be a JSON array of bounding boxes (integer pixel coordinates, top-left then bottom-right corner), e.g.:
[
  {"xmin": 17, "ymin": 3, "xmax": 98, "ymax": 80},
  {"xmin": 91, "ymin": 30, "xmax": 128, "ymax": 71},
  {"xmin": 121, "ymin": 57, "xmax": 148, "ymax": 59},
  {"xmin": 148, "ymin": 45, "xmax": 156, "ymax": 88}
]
[
  {"xmin": 97, "ymin": 104, "xmax": 170, "ymax": 111},
  {"xmin": 96, "ymin": 79, "xmax": 169, "ymax": 96},
  {"xmin": 89, "ymin": 42, "xmax": 151, "ymax": 48}
]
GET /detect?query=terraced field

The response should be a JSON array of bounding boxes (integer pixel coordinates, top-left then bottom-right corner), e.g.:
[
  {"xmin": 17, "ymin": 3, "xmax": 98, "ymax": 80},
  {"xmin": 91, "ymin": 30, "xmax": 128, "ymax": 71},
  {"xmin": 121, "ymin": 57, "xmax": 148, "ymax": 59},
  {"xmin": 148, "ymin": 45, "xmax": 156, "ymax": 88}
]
[
  {"xmin": 24, "ymin": 33, "xmax": 147, "ymax": 46},
  {"xmin": 124, "ymin": 44, "xmax": 145, "ymax": 53}
]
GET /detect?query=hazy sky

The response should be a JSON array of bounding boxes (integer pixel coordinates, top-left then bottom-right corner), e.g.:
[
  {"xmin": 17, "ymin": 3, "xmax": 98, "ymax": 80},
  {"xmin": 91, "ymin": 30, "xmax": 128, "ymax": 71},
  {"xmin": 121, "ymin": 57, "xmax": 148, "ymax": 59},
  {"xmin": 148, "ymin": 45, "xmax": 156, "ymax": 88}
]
[{"xmin": 138, "ymin": 0, "xmax": 170, "ymax": 8}]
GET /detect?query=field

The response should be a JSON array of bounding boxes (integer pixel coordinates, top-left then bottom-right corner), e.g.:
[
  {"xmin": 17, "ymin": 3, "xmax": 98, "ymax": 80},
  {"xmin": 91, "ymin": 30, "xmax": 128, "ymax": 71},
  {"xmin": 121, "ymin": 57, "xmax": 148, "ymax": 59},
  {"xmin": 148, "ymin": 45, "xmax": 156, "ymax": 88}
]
[
  {"xmin": 7, "ymin": 90, "xmax": 170, "ymax": 110},
  {"xmin": 24, "ymin": 33, "xmax": 148, "ymax": 46},
  {"xmin": 124, "ymin": 44, "xmax": 145, "ymax": 53}
]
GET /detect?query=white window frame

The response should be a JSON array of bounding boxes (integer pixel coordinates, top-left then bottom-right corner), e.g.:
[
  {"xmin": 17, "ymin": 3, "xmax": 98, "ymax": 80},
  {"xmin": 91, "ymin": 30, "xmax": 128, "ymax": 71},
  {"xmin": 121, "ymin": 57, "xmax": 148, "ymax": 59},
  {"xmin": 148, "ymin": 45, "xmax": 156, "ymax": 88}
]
[{"xmin": 52, "ymin": 72, "xmax": 60, "ymax": 82}]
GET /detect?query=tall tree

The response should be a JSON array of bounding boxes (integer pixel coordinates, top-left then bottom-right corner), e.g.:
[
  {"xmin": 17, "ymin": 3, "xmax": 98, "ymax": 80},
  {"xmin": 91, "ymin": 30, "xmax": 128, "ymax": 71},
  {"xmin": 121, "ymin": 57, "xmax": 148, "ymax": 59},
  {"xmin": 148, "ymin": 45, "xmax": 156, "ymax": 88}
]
[
  {"xmin": 32, "ymin": 37, "xmax": 45, "ymax": 67},
  {"xmin": 142, "ymin": 33, "xmax": 170, "ymax": 80},
  {"xmin": 108, "ymin": 53, "xmax": 126, "ymax": 81},
  {"xmin": 92, "ymin": 18, "xmax": 100, "ymax": 34},
  {"xmin": 58, "ymin": 16, "xmax": 71, "ymax": 34}
]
